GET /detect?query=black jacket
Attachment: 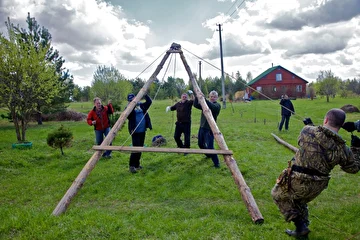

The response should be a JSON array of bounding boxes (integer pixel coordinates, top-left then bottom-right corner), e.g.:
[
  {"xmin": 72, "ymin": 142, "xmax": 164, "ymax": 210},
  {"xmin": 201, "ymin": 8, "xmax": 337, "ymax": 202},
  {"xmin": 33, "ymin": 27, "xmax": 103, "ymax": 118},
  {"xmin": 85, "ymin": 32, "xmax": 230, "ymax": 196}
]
[
  {"xmin": 127, "ymin": 95, "xmax": 153, "ymax": 133},
  {"xmin": 280, "ymin": 99, "xmax": 294, "ymax": 116}
]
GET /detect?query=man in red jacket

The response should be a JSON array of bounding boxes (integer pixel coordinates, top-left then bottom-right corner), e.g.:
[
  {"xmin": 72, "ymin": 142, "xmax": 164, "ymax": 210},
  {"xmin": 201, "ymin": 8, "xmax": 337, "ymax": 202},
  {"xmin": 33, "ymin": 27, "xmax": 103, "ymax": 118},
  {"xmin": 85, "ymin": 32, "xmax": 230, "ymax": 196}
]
[{"xmin": 87, "ymin": 97, "xmax": 114, "ymax": 158}]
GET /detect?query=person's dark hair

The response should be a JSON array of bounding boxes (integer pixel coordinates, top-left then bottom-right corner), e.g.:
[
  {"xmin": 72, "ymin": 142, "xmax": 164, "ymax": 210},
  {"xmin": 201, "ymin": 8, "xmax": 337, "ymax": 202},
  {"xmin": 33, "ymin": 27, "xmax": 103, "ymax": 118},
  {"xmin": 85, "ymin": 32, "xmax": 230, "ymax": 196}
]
[{"xmin": 326, "ymin": 108, "xmax": 346, "ymax": 128}]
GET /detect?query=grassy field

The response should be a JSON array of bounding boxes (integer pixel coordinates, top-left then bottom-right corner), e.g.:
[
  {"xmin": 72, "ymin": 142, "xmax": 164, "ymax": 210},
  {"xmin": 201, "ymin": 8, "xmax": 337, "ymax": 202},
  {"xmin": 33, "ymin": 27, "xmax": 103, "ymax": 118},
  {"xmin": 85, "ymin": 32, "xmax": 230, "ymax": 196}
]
[{"xmin": 0, "ymin": 97, "xmax": 359, "ymax": 239}]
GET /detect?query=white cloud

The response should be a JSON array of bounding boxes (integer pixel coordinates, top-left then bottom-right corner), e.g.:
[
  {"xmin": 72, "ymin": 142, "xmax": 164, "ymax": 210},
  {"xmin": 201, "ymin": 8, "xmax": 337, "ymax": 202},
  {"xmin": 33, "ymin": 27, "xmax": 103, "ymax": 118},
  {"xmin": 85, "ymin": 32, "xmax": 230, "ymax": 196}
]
[{"xmin": 1, "ymin": 0, "xmax": 359, "ymax": 87}]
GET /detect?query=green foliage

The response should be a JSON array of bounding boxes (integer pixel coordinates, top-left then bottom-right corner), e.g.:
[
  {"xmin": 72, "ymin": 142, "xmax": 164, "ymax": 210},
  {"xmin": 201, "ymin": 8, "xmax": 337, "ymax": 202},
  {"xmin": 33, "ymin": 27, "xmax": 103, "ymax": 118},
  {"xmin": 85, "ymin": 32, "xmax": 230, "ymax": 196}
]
[
  {"xmin": 72, "ymin": 85, "xmax": 91, "ymax": 102},
  {"xmin": 315, "ymin": 70, "xmax": 340, "ymax": 102},
  {"xmin": 46, "ymin": 125, "xmax": 73, "ymax": 155},
  {"xmin": 0, "ymin": 19, "xmax": 59, "ymax": 142},
  {"xmin": 91, "ymin": 65, "xmax": 132, "ymax": 105},
  {"xmin": 12, "ymin": 13, "xmax": 74, "ymax": 116}
]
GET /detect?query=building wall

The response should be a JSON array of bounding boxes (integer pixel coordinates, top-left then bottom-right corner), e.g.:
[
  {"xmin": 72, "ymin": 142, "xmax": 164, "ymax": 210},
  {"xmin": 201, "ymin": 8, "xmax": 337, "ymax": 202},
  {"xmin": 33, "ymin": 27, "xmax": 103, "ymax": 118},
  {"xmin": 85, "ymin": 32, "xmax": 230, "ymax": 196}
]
[{"xmin": 249, "ymin": 67, "xmax": 307, "ymax": 99}]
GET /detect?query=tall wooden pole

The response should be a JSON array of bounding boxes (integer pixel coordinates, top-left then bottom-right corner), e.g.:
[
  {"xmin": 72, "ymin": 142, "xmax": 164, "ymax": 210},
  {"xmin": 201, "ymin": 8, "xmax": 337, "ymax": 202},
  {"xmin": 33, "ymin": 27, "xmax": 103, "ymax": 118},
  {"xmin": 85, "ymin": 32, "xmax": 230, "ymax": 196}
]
[
  {"xmin": 217, "ymin": 23, "xmax": 226, "ymax": 109},
  {"xmin": 52, "ymin": 50, "xmax": 172, "ymax": 216},
  {"xmin": 179, "ymin": 50, "xmax": 264, "ymax": 224}
]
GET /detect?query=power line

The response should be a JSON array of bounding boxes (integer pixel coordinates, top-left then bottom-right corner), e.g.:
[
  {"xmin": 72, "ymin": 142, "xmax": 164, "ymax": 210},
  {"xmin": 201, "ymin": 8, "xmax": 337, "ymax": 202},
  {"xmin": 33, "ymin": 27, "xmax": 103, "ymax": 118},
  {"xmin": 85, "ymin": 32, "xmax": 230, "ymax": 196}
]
[
  {"xmin": 225, "ymin": 0, "xmax": 241, "ymax": 16},
  {"xmin": 229, "ymin": 0, "xmax": 247, "ymax": 19}
]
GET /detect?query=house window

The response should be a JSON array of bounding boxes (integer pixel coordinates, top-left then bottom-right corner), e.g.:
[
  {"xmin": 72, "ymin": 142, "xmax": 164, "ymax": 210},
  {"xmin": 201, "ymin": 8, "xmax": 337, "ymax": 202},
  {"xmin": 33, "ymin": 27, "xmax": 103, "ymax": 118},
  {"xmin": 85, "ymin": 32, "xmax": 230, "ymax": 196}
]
[
  {"xmin": 276, "ymin": 73, "xmax": 282, "ymax": 81},
  {"xmin": 273, "ymin": 86, "xmax": 277, "ymax": 92},
  {"xmin": 256, "ymin": 86, "xmax": 262, "ymax": 92},
  {"xmin": 296, "ymin": 85, "xmax": 302, "ymax": 92}
]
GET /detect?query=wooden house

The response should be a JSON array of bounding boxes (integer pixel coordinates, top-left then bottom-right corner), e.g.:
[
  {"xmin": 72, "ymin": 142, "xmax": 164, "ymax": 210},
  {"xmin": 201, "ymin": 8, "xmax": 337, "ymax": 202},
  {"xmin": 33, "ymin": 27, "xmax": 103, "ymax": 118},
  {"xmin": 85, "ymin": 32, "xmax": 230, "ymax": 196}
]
[{"xmin": 247, "ymin": 65, "xmax": 308, "ymax": 99}]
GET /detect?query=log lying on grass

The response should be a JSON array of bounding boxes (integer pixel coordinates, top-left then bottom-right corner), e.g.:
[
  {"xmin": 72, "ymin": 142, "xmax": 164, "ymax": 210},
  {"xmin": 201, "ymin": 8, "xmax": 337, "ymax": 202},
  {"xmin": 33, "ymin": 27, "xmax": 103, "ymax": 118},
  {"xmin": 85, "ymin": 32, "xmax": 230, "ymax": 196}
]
[{"xmin": 271, "ymin": 133, "xmax": 298, "ymax": 153}]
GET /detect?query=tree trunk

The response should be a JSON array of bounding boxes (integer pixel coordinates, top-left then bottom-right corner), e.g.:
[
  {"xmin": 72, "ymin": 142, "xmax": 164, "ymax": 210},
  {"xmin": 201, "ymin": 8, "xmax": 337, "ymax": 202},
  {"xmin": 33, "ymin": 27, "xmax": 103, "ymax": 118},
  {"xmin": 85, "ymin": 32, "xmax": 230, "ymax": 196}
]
[
  {"xmin": 37, "ymin": 112, "xmax": 43, "ymax": 125},
  {"xmin": 11, "ymin": 108, "xmax": 22, "ymax": 142},
  {"xmin": 21, "ymin": 119, "xmax": 26, "ymax": 142}
]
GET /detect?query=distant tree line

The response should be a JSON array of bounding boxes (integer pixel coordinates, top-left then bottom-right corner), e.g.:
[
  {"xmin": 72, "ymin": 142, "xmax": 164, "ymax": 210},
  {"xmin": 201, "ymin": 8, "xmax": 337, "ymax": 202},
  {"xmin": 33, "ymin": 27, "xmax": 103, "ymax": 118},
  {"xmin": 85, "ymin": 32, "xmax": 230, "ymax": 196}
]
[
  {"xmin": 72, "ymin": 68, "xmax": 249, "ymax": 108},
  {"xmin": 307, "ymin": 70, "xmax": 360, "ymax": 102}
]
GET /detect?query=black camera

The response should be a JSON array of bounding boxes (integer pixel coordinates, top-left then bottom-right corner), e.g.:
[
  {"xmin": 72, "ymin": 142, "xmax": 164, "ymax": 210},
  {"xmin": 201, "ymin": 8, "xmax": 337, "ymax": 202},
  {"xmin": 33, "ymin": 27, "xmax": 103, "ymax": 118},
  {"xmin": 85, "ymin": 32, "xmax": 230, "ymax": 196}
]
[{"xmin": 303, "ymin": 118, "xmax": 314, "ymax": 126}]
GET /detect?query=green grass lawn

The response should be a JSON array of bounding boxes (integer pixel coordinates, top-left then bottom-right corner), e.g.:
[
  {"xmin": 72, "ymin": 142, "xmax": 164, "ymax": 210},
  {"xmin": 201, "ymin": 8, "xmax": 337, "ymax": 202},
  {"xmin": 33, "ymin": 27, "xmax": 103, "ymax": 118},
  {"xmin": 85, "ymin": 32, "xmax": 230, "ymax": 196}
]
[{"xmin": 0, "ymin": 97, "xmax": 359, "ymax": 239}]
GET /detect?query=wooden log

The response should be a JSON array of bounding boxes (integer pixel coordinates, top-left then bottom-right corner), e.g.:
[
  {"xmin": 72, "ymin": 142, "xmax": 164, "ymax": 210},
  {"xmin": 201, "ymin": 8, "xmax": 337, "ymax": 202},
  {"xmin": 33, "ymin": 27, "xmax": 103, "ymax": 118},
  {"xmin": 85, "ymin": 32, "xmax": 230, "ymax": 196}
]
[
  {"xmin": 271, "ymin": 133, "xmax": 298, "ymax": 153},
  {"xmin": 52, "ymin": 51, "xmax": 171, "ymax": 216},
  {"xmin": 179, "ymin": 51, "xmax": 264, "ymax": 224},
  {"xmin": 92, "ymin": 146, "xmax": 233, "ymax": 155}
]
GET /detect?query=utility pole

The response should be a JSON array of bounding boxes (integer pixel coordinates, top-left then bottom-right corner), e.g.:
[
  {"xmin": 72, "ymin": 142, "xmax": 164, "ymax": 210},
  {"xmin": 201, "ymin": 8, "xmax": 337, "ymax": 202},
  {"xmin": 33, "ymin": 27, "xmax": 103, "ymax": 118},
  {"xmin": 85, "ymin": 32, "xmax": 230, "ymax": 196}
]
[
  {"xmin": 198, "ymin": 61, "xmax": 202, "ymax": 89},
  {"xmin": 217, "ymin": 23, "xmax": 226, "ymax": 109}
]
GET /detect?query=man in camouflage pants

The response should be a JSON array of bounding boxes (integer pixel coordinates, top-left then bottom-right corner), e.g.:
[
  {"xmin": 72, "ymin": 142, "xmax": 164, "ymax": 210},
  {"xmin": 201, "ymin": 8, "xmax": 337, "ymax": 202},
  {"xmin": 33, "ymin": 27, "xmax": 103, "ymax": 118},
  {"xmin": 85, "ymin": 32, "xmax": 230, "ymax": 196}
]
[{"xmin": 271, "ymin": 109, "xmax": 360, "ymax": 238}]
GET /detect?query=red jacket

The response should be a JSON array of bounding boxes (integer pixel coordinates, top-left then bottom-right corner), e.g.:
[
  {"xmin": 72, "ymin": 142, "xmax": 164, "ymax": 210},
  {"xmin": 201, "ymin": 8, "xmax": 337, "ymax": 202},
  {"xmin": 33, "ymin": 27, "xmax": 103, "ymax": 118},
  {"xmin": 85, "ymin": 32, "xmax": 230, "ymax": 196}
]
[{"xmin": 87, "ymin": 104, "xmax": 114, "ymax": 130}]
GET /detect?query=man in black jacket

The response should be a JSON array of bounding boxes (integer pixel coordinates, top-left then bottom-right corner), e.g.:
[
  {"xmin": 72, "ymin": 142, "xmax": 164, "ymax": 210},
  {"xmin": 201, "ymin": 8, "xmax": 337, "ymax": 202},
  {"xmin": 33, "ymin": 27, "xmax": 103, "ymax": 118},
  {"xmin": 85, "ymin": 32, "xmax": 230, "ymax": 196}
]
[
  {"xmin": 166, "ymin": 91, "xmax": 194, "ymax": 150},
  {"xmin": 279, "ymin": 95, "xmax": 295, "ymax": 131},
  {"xmin": 193, "ymin": 91, "xmax": 221, "ymax": 168}
]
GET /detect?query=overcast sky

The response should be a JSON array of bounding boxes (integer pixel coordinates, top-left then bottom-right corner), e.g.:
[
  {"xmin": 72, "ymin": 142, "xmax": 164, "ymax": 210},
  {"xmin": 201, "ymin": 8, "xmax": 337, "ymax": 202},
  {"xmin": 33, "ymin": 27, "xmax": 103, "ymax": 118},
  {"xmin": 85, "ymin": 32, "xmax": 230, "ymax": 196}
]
[{"xmin": 1, "ymin": 0, "xmax": 359, "ymax": 87}]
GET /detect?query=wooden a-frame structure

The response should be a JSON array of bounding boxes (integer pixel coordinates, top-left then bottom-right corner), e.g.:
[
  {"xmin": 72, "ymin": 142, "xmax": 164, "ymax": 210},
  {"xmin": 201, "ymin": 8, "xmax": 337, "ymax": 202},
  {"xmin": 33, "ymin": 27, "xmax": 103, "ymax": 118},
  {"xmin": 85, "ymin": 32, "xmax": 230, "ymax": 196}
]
[{"xmin": 52, "ymin": 43, "xmax": 264, "ymax": 224}]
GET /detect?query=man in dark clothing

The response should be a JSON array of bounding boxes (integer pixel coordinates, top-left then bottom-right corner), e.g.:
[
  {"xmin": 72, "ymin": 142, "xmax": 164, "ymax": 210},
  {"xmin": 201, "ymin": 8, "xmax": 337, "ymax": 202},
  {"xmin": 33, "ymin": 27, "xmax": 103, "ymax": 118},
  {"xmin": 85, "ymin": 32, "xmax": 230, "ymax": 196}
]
[
  {"xmin": 126, "ymin": 93, "xmax": 152, "ymax": 173},
  {"xmin": 87, "ymin": 97, "xmax": 114, "ymax": 158},
  {"xmin": 193, "ymin": 90, "xmax": 221, "ymax": 168},
  {"xmin": 166, "ymin": 91, "xmax": 194, "ymax": 150},
  {"xmin": 279, "ymin": 94, "xmax": 295, "ymax": 131},
  {"xmin": 271, "ymin": 108, "xmax": 360, "ymax": 238}
]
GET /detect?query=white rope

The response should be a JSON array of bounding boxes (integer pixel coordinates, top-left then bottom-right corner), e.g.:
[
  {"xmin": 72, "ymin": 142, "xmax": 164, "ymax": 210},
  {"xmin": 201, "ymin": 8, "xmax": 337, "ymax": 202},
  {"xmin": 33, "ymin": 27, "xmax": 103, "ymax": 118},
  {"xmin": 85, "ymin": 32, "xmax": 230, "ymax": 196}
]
[{"xmin": 119, "ymin": 53, "xmax": 175, "ymax": 147}]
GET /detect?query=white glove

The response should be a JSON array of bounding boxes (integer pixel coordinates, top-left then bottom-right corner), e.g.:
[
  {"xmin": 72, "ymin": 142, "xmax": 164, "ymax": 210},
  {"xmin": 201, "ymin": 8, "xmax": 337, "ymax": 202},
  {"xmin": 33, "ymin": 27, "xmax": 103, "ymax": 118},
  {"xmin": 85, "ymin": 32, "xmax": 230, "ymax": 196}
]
[
  {"xmin": 166, "ymin": 106, "xmax": 171, "ymax": 112},
  {"xmin": 187, "ymin": 90, "xmax": 193, "ymax": 95}
]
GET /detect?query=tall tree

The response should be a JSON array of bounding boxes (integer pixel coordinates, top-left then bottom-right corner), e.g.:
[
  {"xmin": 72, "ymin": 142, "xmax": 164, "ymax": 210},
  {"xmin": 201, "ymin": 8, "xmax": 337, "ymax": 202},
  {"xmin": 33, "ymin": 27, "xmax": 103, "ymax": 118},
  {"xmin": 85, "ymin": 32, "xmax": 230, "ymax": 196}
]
[
  {"xmin": 12, "ymin": 13, "xmax": 74, "ymax": 123},
  {"xmin": 0, "ymin": 20, "xmax": 59, "ymax": 142},
  {"xmin": 91, "ymin": 65, "xmax": 132, "ymax": 105},
  {"xmin": 246, "ymin": 71, "xmax": 253, "ymax": 83},
  {"xmin": 162, "ymin": 77, "xmax": 179, "ymax": 99},
  {"xmin": 234, "ymin": 71, "xmax": 247, "ymax": 91},
  {"xmin": 315, "ymin": 70, "xmax": 340, "ymax": 102}
]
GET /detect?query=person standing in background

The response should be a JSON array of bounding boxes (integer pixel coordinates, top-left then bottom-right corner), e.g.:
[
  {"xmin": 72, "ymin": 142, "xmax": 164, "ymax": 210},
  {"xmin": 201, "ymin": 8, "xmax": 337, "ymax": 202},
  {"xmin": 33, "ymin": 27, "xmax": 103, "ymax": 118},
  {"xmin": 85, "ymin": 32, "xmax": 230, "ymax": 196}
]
[{"xmin": 279, "ymin": 94, "xmax": 295, "ymax": 131}]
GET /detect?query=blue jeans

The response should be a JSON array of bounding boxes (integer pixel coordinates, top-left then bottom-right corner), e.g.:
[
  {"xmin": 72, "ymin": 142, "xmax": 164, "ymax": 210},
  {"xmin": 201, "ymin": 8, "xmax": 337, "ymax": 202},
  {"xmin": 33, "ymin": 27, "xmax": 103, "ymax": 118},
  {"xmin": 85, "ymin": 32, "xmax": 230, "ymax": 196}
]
[
  {"xmin": 95, "ymin": 127, "xmax": 112, "ymax": 157},
  {"xmin": 198, "ymin": 127, "xmax": 219, "ymax": 167}
]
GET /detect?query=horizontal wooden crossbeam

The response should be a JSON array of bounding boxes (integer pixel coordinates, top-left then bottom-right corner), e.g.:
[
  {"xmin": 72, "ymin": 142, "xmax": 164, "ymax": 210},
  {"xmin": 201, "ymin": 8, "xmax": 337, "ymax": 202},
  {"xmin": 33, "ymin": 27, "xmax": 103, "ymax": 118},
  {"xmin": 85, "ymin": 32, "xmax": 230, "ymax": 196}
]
[{"xmin": 92, "ymin": 146, "xmax": 233, "ymax": 155}]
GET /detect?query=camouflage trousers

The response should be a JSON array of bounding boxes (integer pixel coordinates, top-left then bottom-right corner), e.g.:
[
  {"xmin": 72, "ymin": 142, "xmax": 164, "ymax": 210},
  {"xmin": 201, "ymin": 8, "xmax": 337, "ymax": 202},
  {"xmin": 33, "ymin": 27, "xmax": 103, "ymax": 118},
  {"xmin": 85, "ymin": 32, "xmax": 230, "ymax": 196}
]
[{"xmin": 271, "ymin": 169, "xmax": 330, "ymax": 224}]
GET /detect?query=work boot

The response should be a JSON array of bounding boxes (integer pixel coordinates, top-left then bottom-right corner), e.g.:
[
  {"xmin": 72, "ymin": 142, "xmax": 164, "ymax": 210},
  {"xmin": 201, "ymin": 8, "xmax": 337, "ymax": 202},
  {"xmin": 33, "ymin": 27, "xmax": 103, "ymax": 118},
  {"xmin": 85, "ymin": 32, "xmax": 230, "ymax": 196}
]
[{"xmin": 285, "ymin": 219, "xmax": 310, "ymax": 238}]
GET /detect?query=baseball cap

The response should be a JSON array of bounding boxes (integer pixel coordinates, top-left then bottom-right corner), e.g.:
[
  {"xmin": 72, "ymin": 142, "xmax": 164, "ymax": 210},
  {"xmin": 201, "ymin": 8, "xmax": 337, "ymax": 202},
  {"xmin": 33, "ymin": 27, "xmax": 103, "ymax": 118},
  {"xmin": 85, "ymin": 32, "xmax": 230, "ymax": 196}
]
[{"xmin": 127, "ymin": 93, "xmax": 135, "ymax": 102}]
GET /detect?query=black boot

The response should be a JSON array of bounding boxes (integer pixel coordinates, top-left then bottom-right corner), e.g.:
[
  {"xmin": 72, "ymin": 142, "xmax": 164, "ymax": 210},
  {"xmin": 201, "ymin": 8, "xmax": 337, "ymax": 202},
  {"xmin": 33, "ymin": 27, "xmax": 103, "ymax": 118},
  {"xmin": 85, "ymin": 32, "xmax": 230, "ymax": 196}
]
[{"xmin": 285, "ymin": 219, "xmax": 310, "ymax": 238}]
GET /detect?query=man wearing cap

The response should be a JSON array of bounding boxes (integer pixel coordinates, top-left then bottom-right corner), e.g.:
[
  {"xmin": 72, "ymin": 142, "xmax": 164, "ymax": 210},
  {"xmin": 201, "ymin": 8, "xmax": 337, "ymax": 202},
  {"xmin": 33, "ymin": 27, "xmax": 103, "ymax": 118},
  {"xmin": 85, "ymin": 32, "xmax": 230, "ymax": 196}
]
[
  {"xmin": 166, "ymin": 90, "xmax": 194, "ymax": 152},
  {"xmin": 87, "ymin": 97, "xmax": 114, "ymax": 158},
  {"xmin": 126, "ymin": 93, "xmax": 152, "ymax": 173}
]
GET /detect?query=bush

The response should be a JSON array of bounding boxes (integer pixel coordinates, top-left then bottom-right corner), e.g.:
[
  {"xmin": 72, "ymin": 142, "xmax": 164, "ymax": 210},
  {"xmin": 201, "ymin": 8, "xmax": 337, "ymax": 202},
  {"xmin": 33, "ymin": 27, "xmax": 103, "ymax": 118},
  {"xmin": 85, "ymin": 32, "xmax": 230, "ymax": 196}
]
[
  {"xmin": 42, "ymin": 110, "xmax": 86, "ymax": 122},
  {"xmin": 47, "ymin": 125, "xmax": 73, "ymax": 155}
]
